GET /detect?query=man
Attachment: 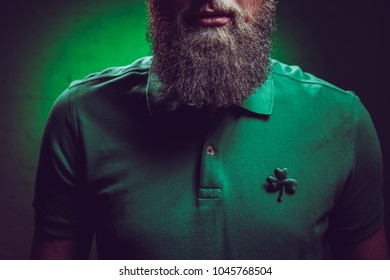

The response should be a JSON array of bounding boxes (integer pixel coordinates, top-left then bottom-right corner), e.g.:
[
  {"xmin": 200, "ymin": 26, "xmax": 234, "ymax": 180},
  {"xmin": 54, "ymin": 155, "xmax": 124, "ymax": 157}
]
[{"xmin": 30, "ymin": 0, "xmax": 388, "ymax": 259}]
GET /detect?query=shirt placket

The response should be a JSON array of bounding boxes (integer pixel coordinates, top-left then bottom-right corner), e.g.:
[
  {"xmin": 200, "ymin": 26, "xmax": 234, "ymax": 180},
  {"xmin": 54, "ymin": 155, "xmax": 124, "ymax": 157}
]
[
  {"xmin": 197, "ymin": 108, "xmax": 238, "ymax": 203},
  {"xmin": 198, "ymin": 111, "xmax": 226, "ymax": 202},
  {"xmin": 194, "ymin": 110, "xmax": 227, "ymax": 258}
]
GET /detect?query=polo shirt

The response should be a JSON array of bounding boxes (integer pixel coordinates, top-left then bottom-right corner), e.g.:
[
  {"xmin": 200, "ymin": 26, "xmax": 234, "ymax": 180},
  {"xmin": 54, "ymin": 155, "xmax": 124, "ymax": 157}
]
[{"xmin": 33, "ymin": 57, "xmax": 384, "ymax": 259}]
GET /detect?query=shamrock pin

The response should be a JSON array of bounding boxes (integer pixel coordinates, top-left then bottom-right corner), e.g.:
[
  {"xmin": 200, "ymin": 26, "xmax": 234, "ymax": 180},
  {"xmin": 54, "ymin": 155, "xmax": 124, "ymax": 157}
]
[{"xmin": 265, "ymin": 168, "xmax": 298, "ymax": 203}]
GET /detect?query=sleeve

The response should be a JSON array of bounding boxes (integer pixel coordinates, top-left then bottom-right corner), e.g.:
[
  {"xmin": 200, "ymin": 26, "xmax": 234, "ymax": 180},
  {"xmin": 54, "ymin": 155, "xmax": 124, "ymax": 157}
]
[
  {"xmin": 33, "ymin": 89, "xmax": 89, "ymax": 239},
  {"xmin": 329, "ymin": 96, "xmax": 384, "ymax": 244}
]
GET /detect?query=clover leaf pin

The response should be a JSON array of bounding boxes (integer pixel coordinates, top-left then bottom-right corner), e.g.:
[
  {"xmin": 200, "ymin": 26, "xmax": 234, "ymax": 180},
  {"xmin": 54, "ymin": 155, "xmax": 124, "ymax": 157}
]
[{"xmin": 265, "ymin": 168, "xmax": 298, "ymax": 203}]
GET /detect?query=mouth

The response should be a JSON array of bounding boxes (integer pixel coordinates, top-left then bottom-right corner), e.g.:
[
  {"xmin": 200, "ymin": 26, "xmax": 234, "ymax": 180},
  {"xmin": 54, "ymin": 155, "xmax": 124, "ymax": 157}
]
[{"xmin": 193, "ymin": 11, "xmax": 232, "ymax": 27}]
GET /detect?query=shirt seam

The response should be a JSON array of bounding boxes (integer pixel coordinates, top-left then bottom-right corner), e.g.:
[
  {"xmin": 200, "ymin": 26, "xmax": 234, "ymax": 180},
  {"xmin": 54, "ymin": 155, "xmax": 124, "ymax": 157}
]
[
  {"xmin": 272, "ymin": 71, "xmax": 355, "ymax": 97},
  {"xmin": 68, "ymin": 69, "xmax": 149, "ymax": 89},
  {"xmin": 68, "ymin": 89, "xmax": 77, "ymax": 141},
  {"xmin": 68, "ymin": 89, "xmax": 81, "ymax": 189},
  {"xmin": 344, "ymin": 95, "xmax": 384, "ymax": 243},
  {"xmin": 348, "ymin": 95, "xmax": 360, "ymax": 183}
]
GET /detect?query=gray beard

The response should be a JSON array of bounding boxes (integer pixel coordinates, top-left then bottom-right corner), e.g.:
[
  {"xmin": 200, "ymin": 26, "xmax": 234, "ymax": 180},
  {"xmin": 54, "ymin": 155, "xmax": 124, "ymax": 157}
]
[{"xmin": 148, "ymin": 1, "xmax": 276, "ymax": 108}]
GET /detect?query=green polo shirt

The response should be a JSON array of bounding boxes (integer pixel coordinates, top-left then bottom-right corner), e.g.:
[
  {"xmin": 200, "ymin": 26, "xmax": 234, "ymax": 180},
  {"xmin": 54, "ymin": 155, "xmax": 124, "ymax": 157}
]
[{"xmin": 33, "ymin": 57, "xmax": 384, "ymax": 259}]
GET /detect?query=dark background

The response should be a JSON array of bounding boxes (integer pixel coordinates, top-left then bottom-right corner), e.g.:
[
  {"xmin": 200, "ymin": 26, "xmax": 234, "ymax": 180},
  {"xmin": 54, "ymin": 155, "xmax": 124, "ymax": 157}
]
[
  {"xmin": 276, "ymin": 1, "xmax": 390, "ymax": 255},
  {"xmin": 0, "ymin": 0, "xmax": 389, "ymax": 259}
]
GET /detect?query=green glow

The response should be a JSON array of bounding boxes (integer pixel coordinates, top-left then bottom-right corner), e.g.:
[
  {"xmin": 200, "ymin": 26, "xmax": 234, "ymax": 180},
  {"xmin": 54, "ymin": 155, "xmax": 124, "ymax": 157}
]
[
  {"xmin": 39, "ymin": 1, "xmax": 150, "ymax": 102},
  {"xmin": 21, "ymin": 0, "xmax": 150, "ymax": 156},
  {"xmin": 16, "ymin": 0, "xmax": 295, "ymax": 182}
]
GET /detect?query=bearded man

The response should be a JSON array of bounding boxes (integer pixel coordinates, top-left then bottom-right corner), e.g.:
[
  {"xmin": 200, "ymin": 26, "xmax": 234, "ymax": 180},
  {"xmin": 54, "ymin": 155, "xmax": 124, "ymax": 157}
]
[{"xmin": 30, "ymin": 0, "xmax": 388, "ymax": 259}]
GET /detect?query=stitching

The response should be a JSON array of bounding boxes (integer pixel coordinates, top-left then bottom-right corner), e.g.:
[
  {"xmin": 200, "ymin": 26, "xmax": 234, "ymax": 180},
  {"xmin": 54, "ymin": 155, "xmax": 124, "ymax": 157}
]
[
  {"xmin": 68, "ymin": 89, "xmax": 78, "ymax": 141},
  {"xmin": 68, "ymin": 69, "xmax": 149, "ymax": 89},
  {"xmin": 272, "ymin": 71, "xmax": 355, "ymax": 98},
  {"xmin": 348, "ymin": 95, "xmax": 360, "ymax": 182}
]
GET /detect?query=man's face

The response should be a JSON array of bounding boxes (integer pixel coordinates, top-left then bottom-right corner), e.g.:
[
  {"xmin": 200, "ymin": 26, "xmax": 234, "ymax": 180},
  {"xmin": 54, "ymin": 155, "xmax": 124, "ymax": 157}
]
[
  {"xmin": 148, "ymin": 0, "xmax": 276, "ymax": 108},
  {"xmin": 153, "ymin": 0, "xmax": 263, "ymax": 25}
]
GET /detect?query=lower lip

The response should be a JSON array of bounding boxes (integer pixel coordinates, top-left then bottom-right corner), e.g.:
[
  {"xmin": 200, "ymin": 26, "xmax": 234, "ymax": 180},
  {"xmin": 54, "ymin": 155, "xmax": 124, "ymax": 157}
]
[{"xmin": 197, "ymin": 16, "xmax": 230, "ymax": 27}]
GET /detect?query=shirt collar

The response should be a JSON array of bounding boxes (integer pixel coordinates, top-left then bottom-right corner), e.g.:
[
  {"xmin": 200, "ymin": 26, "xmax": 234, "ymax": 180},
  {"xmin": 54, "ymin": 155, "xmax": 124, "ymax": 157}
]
[
  {"xmin": 240, "ymin": 74, "xmax": 274, "ymax": 115},
  {"xmin": 146, "ymin": 65, "xmax": 274, "ymax": 116}
]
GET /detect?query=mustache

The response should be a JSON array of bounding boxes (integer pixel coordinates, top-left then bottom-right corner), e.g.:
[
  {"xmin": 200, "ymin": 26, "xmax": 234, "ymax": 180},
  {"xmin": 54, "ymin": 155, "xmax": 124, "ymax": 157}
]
[{"xmin": 178, "ymin": 1, "xmax": 244, "ymax": 23}]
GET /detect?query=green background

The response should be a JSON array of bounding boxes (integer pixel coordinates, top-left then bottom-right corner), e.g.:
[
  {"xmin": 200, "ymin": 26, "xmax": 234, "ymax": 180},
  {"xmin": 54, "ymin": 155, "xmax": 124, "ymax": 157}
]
[{"xmin": 0, "ymin": 0, "xmax": 388, "ymax": 259}]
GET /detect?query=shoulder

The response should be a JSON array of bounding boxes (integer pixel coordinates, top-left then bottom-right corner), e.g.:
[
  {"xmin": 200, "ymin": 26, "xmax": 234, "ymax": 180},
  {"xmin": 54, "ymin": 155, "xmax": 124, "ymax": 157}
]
[
  {"xmin": 51, "ymin": 56, "xmax": 153, "ymax": 116},
  {"xmin": 56, "ymin": 56, "xmax": 153, "ymax": 103},
  {"xmin": 271, "ymin": 59, "xmax": 357, "ymax": 104},
  {"xmin": 270, "ymin": 59, "xmax": 363, "ymax": 119},
  {"xmin": 69, "ymin": 56, "xmax": 152, "ymax": 89}
]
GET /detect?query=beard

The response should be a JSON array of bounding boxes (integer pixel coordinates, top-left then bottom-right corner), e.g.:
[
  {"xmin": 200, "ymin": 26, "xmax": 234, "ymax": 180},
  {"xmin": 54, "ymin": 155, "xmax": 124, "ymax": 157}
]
[{"xmin": 148, "ymin": 0, "xmax": 276, "ymax": 108}]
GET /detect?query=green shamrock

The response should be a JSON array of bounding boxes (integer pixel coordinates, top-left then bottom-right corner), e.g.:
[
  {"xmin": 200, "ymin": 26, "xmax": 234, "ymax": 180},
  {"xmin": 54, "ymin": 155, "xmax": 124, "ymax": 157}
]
[{"xmin": 266, "ymin": 168, "xmax": 298, "ymax": 203}]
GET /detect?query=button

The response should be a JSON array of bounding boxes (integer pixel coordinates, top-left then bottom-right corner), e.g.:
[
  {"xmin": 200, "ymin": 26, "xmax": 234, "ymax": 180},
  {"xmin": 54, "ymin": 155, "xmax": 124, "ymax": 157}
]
[{"xmin": 206, "ymin": 145, "xmax": 215, "ymax": 156}]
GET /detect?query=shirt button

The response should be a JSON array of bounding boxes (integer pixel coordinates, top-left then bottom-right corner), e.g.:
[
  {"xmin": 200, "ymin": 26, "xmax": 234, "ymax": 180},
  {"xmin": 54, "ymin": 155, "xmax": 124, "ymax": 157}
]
[{"xmin": 206, "ymin": 145, "xmax": 215, "ymax": 156}]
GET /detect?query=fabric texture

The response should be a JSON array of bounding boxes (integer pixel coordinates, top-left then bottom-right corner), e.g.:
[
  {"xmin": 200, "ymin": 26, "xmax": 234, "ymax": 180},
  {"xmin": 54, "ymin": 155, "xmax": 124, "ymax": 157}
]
[{"xmin": 33, "ymin": 57, "xmax": 384, "ymax": 259}]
